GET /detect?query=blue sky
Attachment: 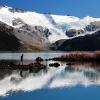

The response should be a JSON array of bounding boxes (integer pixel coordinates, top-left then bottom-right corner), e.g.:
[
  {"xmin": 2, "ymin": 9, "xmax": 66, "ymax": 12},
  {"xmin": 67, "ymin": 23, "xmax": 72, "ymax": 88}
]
[{"xmin": 0, "ymin": 0, "xmax": 99, "ymax": 18}]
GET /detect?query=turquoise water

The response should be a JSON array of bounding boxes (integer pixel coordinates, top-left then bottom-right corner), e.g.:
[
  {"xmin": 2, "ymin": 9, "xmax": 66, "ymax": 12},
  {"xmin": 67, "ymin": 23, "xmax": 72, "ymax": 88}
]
[{"xmin": 0, "ymin": 53, "xmax": 100, "ymax": 100}]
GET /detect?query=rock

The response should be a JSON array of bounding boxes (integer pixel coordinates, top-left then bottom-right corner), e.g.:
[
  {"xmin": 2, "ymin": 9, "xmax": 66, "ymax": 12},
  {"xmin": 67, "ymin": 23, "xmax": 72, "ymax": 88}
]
[
  {"xmin": 49, "ymin": 63, "xmax": 60, "ymax": 67},
  {"xmin": 66, "ymin": 29, "xmax": 84, "ymax": 37},
  {"xmin": 35, "ymin": 57, "xmax": 44, "ymax": 62},
  {"xmin": 29, "ymin": 62, "xmax": 46, "ymax": 73}
]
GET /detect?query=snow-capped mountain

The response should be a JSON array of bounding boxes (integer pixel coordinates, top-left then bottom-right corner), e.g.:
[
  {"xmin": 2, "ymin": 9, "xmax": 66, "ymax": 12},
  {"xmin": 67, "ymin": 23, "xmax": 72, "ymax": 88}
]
[
  {"xmin": 0, "ymin": 6, "xmax": 68, "ymax": 43},
  {"xmin": 0, "ymin": 6, "xmax": 100, "ymax": 43},
  {"xmin": 0, "ymin": 6, "xmax": 100, "ymax": 51}
]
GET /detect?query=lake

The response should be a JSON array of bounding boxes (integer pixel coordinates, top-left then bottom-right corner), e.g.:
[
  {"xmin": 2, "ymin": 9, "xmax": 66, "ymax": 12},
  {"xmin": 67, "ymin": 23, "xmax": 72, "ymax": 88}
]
[{"xmin": 0, "ymin": 52, "xmax": 100, "ymax": 100}]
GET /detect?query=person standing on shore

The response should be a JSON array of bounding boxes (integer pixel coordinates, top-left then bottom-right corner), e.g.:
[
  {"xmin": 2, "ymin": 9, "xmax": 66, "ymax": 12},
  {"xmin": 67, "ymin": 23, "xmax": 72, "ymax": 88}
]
[{"xmin": 20, "ymin": 54, "xmax": 24, "ymax": 65}]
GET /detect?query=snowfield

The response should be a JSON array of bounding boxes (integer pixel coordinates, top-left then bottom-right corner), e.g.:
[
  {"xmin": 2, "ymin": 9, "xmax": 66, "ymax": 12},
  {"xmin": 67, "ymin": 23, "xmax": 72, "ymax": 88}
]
[{"xmin": 0, "ymin": 6, "xmax": 100, "ymax": 43}]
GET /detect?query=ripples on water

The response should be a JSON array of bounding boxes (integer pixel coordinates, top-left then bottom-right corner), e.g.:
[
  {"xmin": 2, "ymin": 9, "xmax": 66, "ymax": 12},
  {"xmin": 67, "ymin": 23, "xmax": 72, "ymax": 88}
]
[{"xmin": 0, "ymin": 53, "xmax": 100, "ymax": 97}]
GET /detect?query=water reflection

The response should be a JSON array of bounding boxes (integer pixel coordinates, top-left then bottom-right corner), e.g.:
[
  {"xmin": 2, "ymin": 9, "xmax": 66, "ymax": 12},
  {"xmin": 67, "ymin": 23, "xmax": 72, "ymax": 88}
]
[{"xmin": 0, "ymin": 59, "xmax": 100, "ymax": 97}]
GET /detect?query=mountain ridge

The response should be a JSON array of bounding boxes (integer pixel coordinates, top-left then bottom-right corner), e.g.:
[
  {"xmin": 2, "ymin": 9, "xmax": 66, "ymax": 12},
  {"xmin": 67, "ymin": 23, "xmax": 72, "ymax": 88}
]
[
  {"xmin": 0, "ymin": 6, "xmax": 100, "ymax": 42},
  {"xmin": 0, "ymin": 6, "xmax": 100, "ymax": 51}
]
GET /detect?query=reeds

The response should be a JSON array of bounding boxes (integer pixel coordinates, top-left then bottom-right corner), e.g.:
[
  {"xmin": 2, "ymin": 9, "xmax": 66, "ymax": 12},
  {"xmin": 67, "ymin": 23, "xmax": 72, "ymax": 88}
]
[{"xmin": 52, "ymin": 51, "xmax": 100, "ymax": 62}]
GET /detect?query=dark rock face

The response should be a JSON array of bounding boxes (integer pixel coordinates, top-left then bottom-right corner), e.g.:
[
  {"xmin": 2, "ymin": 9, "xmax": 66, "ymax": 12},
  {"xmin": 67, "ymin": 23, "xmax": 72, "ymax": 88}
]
[
  {"xmin": 0, "ymin": 22, "xmax": 21, "ymax": 51},
  {"xmin": 0, "ymin": 6, "xmax": 25, "ymax": 13},
  {"xmin": 51, "ymin": 30, "xmax": 100, "ymax": 51},
  {"xmin": 8, "ymin": 7, "xmax": 25, "ymax": 13},
  {"xmin": 12, "ymin": 18, "xmax": 25, "ymax": 26},
  {"xmin": 66, "ymin": 29, "xmax": 84, "ymax": 37},
  {"xmin": 35, "ymin": 26, "xmax": 51, "ymax": 38},
  {"xmin": 85, "ymin": 24, "xmax": 98, "ymax": 31},
  {"xmin": 85, "ymin": 21, "xmax": 100, "ymax": 32}
]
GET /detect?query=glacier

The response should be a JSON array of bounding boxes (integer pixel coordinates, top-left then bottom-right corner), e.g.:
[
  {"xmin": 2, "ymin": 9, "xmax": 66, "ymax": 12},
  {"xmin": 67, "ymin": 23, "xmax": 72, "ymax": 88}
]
[{"xmin": 0, "ymin": 6, "xmax": 100, "ymax": 43}]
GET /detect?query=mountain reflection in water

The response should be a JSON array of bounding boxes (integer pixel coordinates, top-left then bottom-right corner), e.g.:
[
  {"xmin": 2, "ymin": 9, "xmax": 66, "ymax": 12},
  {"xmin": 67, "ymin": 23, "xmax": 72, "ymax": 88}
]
[{"xmin": 0, "ymin": 60, "xmax": 100, "ymax": 97}]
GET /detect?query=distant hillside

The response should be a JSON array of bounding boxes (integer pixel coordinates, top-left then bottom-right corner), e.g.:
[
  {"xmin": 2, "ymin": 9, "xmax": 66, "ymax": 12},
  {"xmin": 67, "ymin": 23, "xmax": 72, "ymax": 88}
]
[{"xmin": 51, "ymin": 30, "xmax": 100, "ymax": 51}]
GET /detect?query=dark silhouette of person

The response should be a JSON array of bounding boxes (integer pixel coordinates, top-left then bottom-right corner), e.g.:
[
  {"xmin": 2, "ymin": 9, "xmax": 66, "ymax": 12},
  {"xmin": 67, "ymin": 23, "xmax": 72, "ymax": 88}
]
[
  {"xmin": 20, "ymin": 70, "xmax": 23, "ymax": 77},
  {"xmin": 20, "ymin": 54, "xmax": 24, "ymax": 65}
]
